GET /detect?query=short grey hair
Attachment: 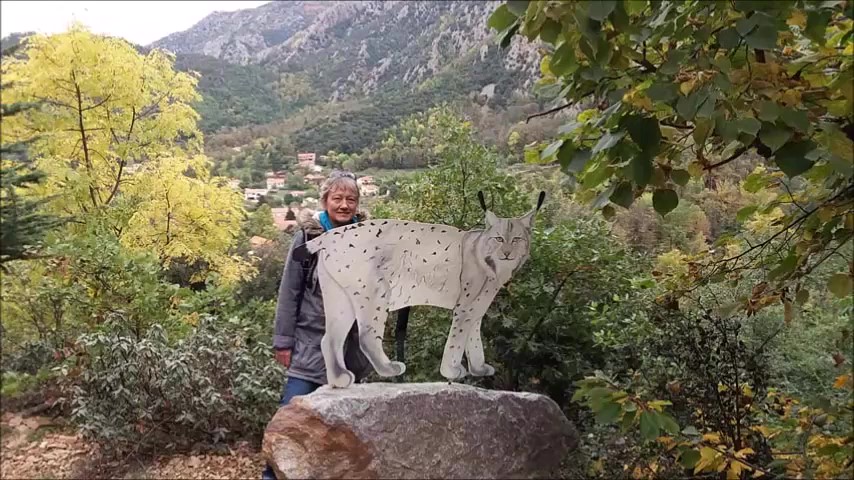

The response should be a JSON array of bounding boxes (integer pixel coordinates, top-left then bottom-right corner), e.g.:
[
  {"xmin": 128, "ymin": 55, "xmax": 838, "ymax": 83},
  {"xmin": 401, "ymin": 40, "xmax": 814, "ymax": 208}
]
[{"xmin": 319, "ymin": 170, "xmax": 360, "ymax": 209}]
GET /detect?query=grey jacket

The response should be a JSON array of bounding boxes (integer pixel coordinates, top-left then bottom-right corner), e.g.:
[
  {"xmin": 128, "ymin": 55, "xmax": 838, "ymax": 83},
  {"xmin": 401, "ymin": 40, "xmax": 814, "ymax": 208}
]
[{"xmin": 273, "ymin": 212, "xmax": 372, "ymax": 385}]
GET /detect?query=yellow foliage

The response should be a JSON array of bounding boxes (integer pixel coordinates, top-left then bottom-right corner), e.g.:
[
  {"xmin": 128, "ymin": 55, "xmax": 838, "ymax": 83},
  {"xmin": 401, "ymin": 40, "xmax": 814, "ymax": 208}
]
[
  {"xmin": 2, "ymin": 23, "xmax": 202, "ymax": 216},
  {"xmin": 121, "ymin": 155, "xmax": 251, "ymax": 284},
  {"xmin": 787, "ymin": 10, "xmax": 807, "ymax": 27},
  {"xmin": 745, "ymin": 207, "xmax": 785, "ymax": 237},
  {"xmin": 833, "ymin": 374, "xmax": 851, "ymax": 389},
  {"xmin": 1, "ymin": 24, "xmax": 249, "ymax": 284}
]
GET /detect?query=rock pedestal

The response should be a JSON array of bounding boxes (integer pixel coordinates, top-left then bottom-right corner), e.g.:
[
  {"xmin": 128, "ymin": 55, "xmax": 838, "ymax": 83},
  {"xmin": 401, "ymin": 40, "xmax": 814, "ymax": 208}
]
[{"xmin": 262, "ymin": 382, "xmax": 577, "ymax": 479}]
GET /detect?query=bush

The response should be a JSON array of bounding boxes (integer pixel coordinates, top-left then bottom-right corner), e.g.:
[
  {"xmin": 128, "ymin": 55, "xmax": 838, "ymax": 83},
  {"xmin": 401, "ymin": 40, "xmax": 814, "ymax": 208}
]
[
  {"xmin": 67, "ymin": 316, "xmax": 281, "ymax": 453},
  {"xmin": 1, "ymin": 339, "xmax": 54, "ymax": 374}
]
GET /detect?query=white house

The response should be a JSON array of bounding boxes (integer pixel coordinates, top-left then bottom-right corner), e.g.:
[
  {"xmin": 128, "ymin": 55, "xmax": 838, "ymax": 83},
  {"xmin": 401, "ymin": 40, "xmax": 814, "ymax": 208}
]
[{"xmin": 244, "ymin": 188, "xmax": 268, "ymax": 202}]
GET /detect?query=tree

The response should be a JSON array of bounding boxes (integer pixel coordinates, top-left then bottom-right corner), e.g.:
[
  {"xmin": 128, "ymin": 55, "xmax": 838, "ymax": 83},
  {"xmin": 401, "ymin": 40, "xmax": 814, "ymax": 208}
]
[
  {"xmin": 489, "ymin": 3, "xmax": 854, "ymax": 478},
  {"xmin": 0, "ymin": 102, "xmax": 62, "ymax": 267},
  {"xmin": 490, "ymin": 0, "xmax": 853, "ymax": 312},
  {"xmin": 1, "ymin": 25, "xmax": 249, "ymax": 283},
  {"xmin": 242, "ymin": 204, "xmax": 280, "ymax": 241},
  {"xmin": 1, "ymin": 36, "xmax": 62, "ymax": 266},
  {"xmin": 374, "ymin": 106, "xmax": 531, "ymax": 229}
]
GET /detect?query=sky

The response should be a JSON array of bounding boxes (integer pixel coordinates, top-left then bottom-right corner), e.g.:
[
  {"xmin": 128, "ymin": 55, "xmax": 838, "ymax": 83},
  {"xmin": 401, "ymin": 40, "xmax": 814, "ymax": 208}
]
[{"xmin": 0, "ymin": 1, "xmax": 271, "ymax": 46}]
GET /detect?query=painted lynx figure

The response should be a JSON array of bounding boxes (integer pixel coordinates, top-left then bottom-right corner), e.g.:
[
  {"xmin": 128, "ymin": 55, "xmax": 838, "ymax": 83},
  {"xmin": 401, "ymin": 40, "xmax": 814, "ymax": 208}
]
[{"xmin": 297, "ymin": 191, "xmax": 545, "ymax": 388}]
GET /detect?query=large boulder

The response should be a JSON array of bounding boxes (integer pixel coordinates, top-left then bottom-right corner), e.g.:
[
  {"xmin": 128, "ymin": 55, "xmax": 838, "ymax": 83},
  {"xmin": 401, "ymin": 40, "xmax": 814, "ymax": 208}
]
[{"xmin": 262, "ymin": 382, "xmax": 577, "ymax": 479}]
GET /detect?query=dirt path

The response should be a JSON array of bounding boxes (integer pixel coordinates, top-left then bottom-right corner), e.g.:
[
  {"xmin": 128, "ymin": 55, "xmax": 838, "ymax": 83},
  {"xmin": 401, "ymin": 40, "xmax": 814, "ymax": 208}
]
[{"xmin": 1, "ymin": 412, "xmax": 266, "ymax": 479}]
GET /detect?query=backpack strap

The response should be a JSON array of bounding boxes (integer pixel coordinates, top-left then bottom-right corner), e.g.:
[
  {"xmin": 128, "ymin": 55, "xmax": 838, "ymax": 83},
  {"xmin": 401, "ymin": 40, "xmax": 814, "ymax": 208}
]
[{"xmin": 294, "ymin": 228, "xmax": 320, "ymax": 320}]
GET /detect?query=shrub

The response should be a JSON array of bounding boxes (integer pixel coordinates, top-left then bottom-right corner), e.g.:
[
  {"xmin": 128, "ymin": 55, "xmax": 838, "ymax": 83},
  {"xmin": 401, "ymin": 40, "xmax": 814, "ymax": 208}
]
[
  {"xmin": 1, "ymin": 340, "xmax": 54, "ymax": 374},
  {"xmin": 67, "ymin": 315, "xmax": 281, "ymax": 453}
]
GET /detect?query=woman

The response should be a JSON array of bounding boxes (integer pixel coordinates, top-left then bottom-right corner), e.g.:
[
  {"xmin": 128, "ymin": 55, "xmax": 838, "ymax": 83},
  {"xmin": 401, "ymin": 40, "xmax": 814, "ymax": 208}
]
[{"xmin": 262, "ymin": 170, "xmax": 371, "ymax": 480}]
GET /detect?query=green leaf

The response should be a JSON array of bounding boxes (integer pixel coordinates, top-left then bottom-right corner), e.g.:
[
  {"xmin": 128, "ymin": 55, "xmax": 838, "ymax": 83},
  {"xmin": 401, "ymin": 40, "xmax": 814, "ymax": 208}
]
[
  {"xmin": 806, "ymin": 10, "xmax": 832, "ymax": 44},
  {"xmin": 744, "ymin": 25, "xmax": 778, "ymax": 50},
  {"xmin": 769, "ymin": 254, "xmax": 798, "ymax": 282},
  {"xmin": 498, "ymin": 23, "xmax": 520, "ymax": 49},
  {"xmin": 524, "ymin": 146, "xmax": 540, "ymax": 164},
  {"xmin": 677, "ymin": 94, "xmax": 699, "ymax": 121},
  {"xmin": 639, "ymin": 411, "xmax": 659, "ymax": 441},
  {"xmin": 652, "ymin": 189, "xmax": 679, "ymax": 216},
  {"xmin": 735, "ymin": 117, "xmax": 761, "ymax": 137},
  {"xmin": 564, "ymin": 148, "xmax": 591, "ymax": 174},
  {"xmin": 736, "ymin": 16, "xmax": 757, "ymax": 36},
  {"xmin": 558, "ymin": 121, "xmax": 582, "ymax": 135},
  {"xmin": 596, "ymin": 400, "xmax": 622, "ymax": 423},
  {"xmin": 795, "ymin": 288, "xmax": 810, "ymax": 305},
  {"xmin": 759, "ymin": 122, "xmax": 792, "ymax": 153},
  {"xmin": 488, "ymin": 5, "xmax": 518, "ymax": 30},
  {"xmin": 541, "ymin": 140, "xmax": 564, "ymax": 160},
  {"xmin": 679, "ymin": 449, "xmax": 701, "ymax": 468},
  {"xmin": 592, "ymin": 130, "xmax": 626, "ymax": 154},
  {"xmin": 736, "ymin": 205, "xmax": 758, "ymax": 222},
  {"xmin": 781, "ymin": 108, "xmax": 810, "ymax": 133},
  {"xmin": 757, "ymin": 101, "xmax": 780, "ymax": 122},
  {"xmin": 630, "ymin": 153, "xmax": 653, "ymax": 187},
  {"xmin": 671, "ymin": 169, "xmax": 690, "ymax": 186},
  {"xmin": 681, "ymin": 426, "xmax": 700, "ymax": 436},
  {"xmin": 624, "ymin": 115, "xmax": 661, "ymax": 153},
  {"xmin": 610, "ymin": 181, "xmax": 634, "ymax": 208},
  {"xmin": 695, "ymin": 91, "xmax": 717, "ymax": 119},
  {"xmin": 586, "ymin": 0, "xmax": 616, "ymax": 21},
  {"xmin": 602, "ymin": 204, "xmax": 616, "ymax": 220},
  {"xmin": 506, "ymin": 0, "xmax": 530, "ymax": 16},
  {"xmin": 659, "ymin": 50, "xmax": 687, "ymax": 75},
  {"xmin": 592, "ymin": 183, "xmax": 616, "ymax": 209},
  {"xmin": 743, "ymin": 172, "xmax": 772, "ymax": 193},
  {"xmin": 540, "ymin": 19, "xmax": 562, "ymax": 44},
  {"xmin": 693, "ymin": 118, "xmax": 715, "ymax": 146},
  {"xmin": 582, "ymin": 160, "xmax": 613, "ymax": 189},
  {"xmin": 828, "ymin": 273, "xmax": 853, "ymax": 298},
  {"xmin": 646, "ymin": 82, "xmax": 679, "ymax": 102},
  {"xmin": 713, "ymin": 56, "xmax": 732, "ymax": 73},
  {"xmin": 718, "ymin": 28, "xmax": 741, "ymax": 49},
  {"xmin": 550, "ymin": 42, "xmax": 578, "ymax": 76},
  {"xmin": 775, "ymin": 140, "xmax": 817, "ymax": 177},
  {"xmin": 716, "ymin": 119, "xmax": 740, "ymax": 143},
  {"xmin": 655, "ymin": 412, "xmax": 680, "ymax": 434}
]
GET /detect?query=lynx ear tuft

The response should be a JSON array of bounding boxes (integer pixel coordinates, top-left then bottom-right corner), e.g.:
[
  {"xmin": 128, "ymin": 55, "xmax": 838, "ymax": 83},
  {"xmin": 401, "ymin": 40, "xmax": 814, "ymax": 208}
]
[
  {"xmin": 477, "ymin": 191, "xmax": 487, "ymax": 211},
  {"xmin": 536, "ymin": 191, "xmax": 546, "ymax": 211}
]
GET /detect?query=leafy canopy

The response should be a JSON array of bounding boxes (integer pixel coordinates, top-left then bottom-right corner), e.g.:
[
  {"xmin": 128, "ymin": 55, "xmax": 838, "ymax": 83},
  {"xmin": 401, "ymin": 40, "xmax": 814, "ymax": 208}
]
[
  {"xmin": 0, "ymin": 25, "xmax": 249, "ymax": 283},
  {"xmin": 490, "ymin": 0, "xmax": 853, "ymax": 307}
]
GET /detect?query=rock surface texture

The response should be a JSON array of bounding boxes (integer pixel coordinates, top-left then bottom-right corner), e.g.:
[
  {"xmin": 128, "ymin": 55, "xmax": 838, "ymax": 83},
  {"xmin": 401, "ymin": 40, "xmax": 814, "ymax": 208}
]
[{"xmin": 262, "ymin": 382, "xmax": 577, "ymax": 479}]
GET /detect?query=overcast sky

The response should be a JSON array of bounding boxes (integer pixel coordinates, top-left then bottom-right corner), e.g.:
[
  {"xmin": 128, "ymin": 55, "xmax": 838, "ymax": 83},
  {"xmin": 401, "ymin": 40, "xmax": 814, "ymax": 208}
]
[{"xmin": 1, "ymin": 1, "xmax": 271, "ymax": 46}]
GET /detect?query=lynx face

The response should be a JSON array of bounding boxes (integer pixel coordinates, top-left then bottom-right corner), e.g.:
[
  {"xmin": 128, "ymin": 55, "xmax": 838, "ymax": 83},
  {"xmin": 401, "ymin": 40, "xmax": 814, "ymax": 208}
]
[
  {"xmin": 478, "ymin": 191, "xmax": 544, "ymax": 280},
  {"xmin": 481, "ymin": 215, "xmax": 533, "ymax": 277}
]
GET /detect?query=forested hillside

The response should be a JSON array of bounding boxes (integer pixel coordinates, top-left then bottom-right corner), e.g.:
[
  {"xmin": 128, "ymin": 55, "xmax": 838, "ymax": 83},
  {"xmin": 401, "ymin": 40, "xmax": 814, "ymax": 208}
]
[
  {"xmin": 146, "ymin": 0, "xmax": 547, "ymax": 169},
  {"xmin": 1, "ymin": 1, "xmax": 852, "ymax": 479}
]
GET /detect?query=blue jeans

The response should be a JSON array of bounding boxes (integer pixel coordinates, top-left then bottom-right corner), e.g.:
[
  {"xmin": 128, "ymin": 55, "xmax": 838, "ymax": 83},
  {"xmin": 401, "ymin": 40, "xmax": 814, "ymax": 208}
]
[{"xmin": 261, "ymin": 376, "xmax": 322, "ymax": 480}]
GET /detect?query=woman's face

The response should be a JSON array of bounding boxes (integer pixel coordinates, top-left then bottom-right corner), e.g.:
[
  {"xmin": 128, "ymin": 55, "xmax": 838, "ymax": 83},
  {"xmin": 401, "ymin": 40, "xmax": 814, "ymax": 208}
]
[{"xmin": 326, "ymin": 185, "xmax": 359, "ymax": 226}]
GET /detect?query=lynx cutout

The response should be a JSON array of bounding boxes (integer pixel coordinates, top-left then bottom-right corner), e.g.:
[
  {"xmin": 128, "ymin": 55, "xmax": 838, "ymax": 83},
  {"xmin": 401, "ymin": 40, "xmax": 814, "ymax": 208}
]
[{"xmin": 300, "ymin": 191, "xmax": 546, "ymax": 387}]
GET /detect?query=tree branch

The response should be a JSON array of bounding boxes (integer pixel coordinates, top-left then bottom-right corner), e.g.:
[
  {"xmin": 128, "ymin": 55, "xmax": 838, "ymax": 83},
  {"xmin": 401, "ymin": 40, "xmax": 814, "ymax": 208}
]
[
  {"xmin": 526, "ymin": 102, "xmax": 574, "ymax": 123},
  {"xmin": 704, "ymin": 145, "xmax": 750, "ymax": 171},
  {"xmin": 72, "ymin": 71, "xmax": 100, "ymax": 208}
]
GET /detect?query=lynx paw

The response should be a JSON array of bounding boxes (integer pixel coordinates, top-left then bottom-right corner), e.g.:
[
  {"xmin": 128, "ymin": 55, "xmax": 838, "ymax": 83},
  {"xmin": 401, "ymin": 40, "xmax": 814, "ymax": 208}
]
[
  {"xmin": 469, "ymin": 363, "xmax": 495, "ymax": 377},
  {"xmin": 329, "ymin": 369, "xmax": 356, "ymax": 388},
  {"xmin": 376, "ymin": 361, "xmax": 406, "ymax": 377},
  {"xmin": 389, "ymin": 361, "xmax": 406, "ymax": 376},
  {"xmin": 440, "ymin": 364, "xmax": 467, "ymax": 380}
]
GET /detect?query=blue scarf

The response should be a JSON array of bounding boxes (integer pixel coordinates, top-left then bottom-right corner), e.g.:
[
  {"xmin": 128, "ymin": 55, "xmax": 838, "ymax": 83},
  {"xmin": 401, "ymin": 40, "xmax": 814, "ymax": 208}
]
[{"xmin": 318, "ymin": 211, "xmax": 359, "ymax": 232}]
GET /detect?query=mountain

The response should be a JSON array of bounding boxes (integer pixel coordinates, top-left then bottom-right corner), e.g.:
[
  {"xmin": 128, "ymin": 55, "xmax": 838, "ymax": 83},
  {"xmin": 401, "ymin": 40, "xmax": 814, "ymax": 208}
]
[
  {"xmin": 151, "ymin": 1, "xmax": 332, "ymax": 65},
  {"xmin": 151, "ymin": 0, "xmax": 541, "ymax": 106}
]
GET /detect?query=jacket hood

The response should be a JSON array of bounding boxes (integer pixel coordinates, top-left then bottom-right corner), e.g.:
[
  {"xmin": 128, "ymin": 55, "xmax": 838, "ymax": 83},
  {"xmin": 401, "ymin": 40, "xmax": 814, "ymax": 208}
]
[{"xmin": 297, "ymin": 209, "xmax": 371, "ymax": 235}]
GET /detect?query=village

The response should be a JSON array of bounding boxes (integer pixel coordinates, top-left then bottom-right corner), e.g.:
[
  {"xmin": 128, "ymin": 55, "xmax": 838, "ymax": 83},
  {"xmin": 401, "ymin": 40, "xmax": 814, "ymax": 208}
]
[{"xmin": 236, "ymin": 152, "xmax": 380, "ymax": 240}]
